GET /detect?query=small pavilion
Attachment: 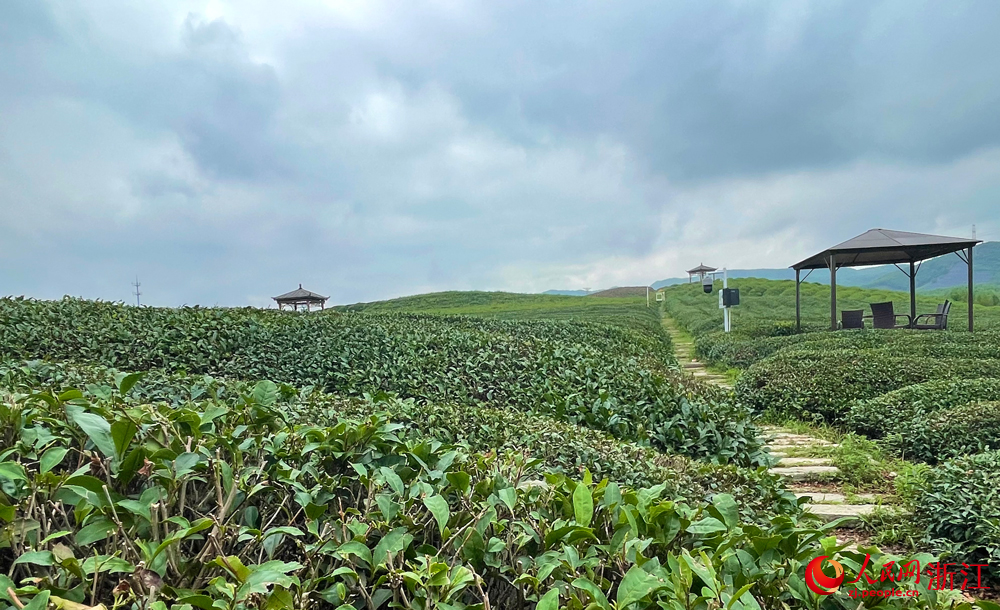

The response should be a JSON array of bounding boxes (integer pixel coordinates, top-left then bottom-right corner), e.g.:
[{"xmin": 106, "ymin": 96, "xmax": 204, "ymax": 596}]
[
  {"xmin": 791, "ymin": 229, "xmax": 980, "ymax": 331},
  {"xmin": 273, "ymin": 284, "xmax": 329, "ymax": 311},
  {"xmin": 687, "ymin": 263, "xmax": 718, "ymax": 283}
]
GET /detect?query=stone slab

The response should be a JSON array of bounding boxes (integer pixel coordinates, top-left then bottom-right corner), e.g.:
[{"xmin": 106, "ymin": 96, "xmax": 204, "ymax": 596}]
[
  {"xmin": 769, "ymin": 465, "xmax": 839, "ymax": 480},
  {"xmin": 805, "ymin": 503, "xmax": 876, "ymax": 523},
  {"xmin": 777, "ymin": 457, "xmax": 833, "ymax": 467},
  {"xmin": 794, "ymin": 492, "xmax": 877, "ymax": 504},
  {"xmin": 766, "ymin": 437, "xmax": 836, "ymax": 446}
]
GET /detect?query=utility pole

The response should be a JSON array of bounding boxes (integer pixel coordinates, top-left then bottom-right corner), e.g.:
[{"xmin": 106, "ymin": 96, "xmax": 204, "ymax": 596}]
[{"xmin": 132, "ymin": 276, "xmax": 142, "ymax": 306}]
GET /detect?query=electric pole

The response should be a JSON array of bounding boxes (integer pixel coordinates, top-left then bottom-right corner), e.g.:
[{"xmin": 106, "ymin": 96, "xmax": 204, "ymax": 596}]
[{"xmin": 132, "ymin": 277, "xmax": 142, "ymax": 306}]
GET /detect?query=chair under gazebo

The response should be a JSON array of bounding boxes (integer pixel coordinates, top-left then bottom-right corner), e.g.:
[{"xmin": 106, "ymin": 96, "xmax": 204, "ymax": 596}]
[
  {"xmin": 791, "ymin": 229, "xmax": 980, "ymax": 331},
  {"xmin": 273, "ymin": 284, "xmax": 329, "ymax": 311}
]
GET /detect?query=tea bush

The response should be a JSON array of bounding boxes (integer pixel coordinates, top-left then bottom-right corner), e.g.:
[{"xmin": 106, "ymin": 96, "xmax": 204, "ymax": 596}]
[
  {"xmin": 1, "ymin": 361, "xmax": 782, "ymax": 516},
  {"xmin": 845, "ymin": 378, "xmax": 1000, "ymax": 439},
  {"xmin": 0, "ymin": 298, "xmax": 766, "ymax": 465},
  {"xmin": 695, "ymin": 329, "xmax": 1000, "ymax": 370},
  {"xmin": 735, "ymin": 349, "xmax": 1000, "ymax": 423},
  {"xmin": 0, "ymin": 375, "xmax": 954, "ymax": 610},
  {"xmin": 886, "ymin": 401, "xmax": 1000, "ymax": 464},
  {"xmin": 910, "ymin": 451, "xmax": 1000, "ymax": 580}
]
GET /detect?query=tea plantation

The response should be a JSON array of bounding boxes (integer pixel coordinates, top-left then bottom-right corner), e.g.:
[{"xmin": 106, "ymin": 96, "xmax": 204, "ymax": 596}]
[
  {"xmin": 0, "ymin": 292, "xmax": 992, "ymax": 609},
  {"xmin": 663, "ymin": 278, "xmax": 1000, "ymax": 593}
]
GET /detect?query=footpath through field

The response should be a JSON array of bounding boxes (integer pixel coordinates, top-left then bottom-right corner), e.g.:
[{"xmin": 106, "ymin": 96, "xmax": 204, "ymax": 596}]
[
  {"xmin": 761, "ymin": 426, "xmax": 882, "ymax": 530},
  {"xmin": 660, "ymin": 314, "xmax": 731, "ymax": 388},
  {"xmin": 661, "ymin": 311, "xmax": 885, "ymax": 533}
]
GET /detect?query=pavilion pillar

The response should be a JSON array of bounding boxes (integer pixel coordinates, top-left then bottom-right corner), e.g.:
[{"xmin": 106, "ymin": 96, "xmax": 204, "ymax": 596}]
[
  {"xmin": 795, "ymin": 269, "xmax": 801, "ymax": 332},
  {"xmin": 968, "ymin": 246, "xmax": 974, "ymax": 332},
  {"xmin": 909, "ymin": 261, "xmax": 917, "ymax": 328},
  {"xmin": 829, "ymin": 255, "xmax": 837, "ymax": 331}
]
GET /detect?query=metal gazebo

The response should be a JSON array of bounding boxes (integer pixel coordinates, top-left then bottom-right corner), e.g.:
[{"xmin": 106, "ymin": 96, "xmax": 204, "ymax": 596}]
[{"xmin": 791, "ymin": 229, "xmax": 980, "ymax": 332}]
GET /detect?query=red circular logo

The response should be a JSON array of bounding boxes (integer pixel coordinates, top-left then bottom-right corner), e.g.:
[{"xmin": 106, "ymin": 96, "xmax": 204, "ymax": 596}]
[{"xmin": 806, "ymin": 556, "xmax": 845, "ymax": 595}]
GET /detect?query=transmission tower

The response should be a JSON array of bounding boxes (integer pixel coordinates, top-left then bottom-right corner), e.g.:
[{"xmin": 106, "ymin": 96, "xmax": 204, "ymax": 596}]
[{"xmin": 132, "ymin": 277, "xmax": 142, "ymax": 306}]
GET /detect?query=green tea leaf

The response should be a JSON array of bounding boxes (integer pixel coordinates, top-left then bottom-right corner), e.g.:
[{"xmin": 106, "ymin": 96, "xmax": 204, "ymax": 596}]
[
  {"xmin": 423, "ymin": 494, "xmax": 450, "ymax": 536},
  {"xmin": 21, "ymin": 591, "xmax": 50, "ymax": 610},
  {"xmin": 39, "ymin": 447, "xmax": 69, "ymax": 474},
  {"xmin": 497, "ymin": 487, "xmax": 516, "ymax": 513},
  {"xmin": 712, "ymin": 494, "xmax": 739, "ymax": 529},
  {"xmin": 571, "ymin": 578, "xmax": 610, "ymax": 610},
  {"xmin": 572, "ymin": 483, "xmax": 593, "ymax": 527},
  {"xmin": 537, "ymin": 588, "xmax": 560, "ymax": 610},
  {"xmin": 117, "ymin": 372, "xmax": 145, "ymax": 396},
  {"xmin": 0, "ymin": 461, "xmax": 27, "ymax": 483},
  {"xmin": 253, "ymin": 380, "xmax": 279, "ymax": 407},
  {"xmin": 111, "ymin": 419, "xmax": 138, "ymax": 459},
  {"xmin": 13, "ymin": 550, "xmax": 56, "ymax": 567},
  {"xmin": 617, "ymin": 565, "xmax": 666, "ymax": 606},
  {"xmin": 372, "ymin": 527, "xmax": 413, "ymax": 571},
  {"xmin": 379, "ymin": 466, "xmax": 404, "ymax": 496},
  {"xmin": 76, "ymin": 517, "xmax": 117, "ymax": 545},
  {"xmin": 66, "ymin": 405, "xmax": 116, "ymax": 458},
  {"xmin": 687, "ymin": 516, "xmax": 727, "ymax": 535}
]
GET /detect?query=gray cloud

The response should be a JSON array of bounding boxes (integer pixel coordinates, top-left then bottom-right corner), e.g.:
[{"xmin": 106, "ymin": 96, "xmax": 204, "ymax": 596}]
[{"xmin": 1, "ymin": 0, "xmax": 999, "ymax": 306}]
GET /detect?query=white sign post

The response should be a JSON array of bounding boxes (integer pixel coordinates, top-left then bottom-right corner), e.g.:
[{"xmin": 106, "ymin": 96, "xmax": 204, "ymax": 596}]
[{"xmin": 717, "ymin": 268, "xmax": 731, "ymax": 332}]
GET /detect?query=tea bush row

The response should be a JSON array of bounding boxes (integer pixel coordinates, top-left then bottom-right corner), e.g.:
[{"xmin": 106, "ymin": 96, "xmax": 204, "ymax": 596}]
[
  {"xmin": 734, "ymin": 349, "xmax": 1000, "ymax": 423},
  {"xmin": 0, "ymin": 298, "xmax": 768, "ymax": 465},
  {"xmin": 696, "ymin": 329, "xmax": 1000, "ymax": 370},
  {"xmin": 0, "ymin": 373, "xmax": 957, "ymax": 609},
  {"xmin": 1, "ymin": 360, "xmax": 779, "ymax": 509},
  {"xmin": 845, "ymin": 378, "xmax": 1000, "ymax": 439},
  {"xmin": 910, "ymin": 450, "xmax": 1000, "ymax": 580},
  {"xmin": 887, "ymin": 402, "xmax": 1000, "ymax": 464}
]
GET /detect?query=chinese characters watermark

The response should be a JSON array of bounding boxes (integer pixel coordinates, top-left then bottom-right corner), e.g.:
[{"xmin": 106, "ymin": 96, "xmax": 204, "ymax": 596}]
[{"xmin": 805, "ymin": 555, "xmax": 989, "ymax": 597}]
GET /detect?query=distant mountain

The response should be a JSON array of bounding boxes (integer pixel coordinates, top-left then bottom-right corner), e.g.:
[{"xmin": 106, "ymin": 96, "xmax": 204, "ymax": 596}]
[
  {"xmin": 652, "ymin": 241, "xmax": 1000, "ymax": 291},
  {"xmin": 542, "ymin": 289, "xmax": 591, "ymax": 296}
]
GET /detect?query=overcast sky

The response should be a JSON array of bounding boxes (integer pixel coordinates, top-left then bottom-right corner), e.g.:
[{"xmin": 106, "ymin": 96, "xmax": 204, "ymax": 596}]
[{"xmin": 2, "ymin": 1, "xmax": 998, "ymax": 306}]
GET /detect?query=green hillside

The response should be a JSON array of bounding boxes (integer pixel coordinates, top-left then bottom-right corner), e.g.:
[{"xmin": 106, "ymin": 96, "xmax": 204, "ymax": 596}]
[{"xmin": 336, "ymin": 290, "xmax": 662, "ymax": 332}]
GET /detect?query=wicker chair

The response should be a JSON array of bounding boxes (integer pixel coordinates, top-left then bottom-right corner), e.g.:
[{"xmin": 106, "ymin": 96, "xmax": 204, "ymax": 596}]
[
  {"xmin": 870, "ymin": 302, "xmax": 912, "ymax": 329},
  {"xmin": 913, "ymin": 300, "xmax": 951, "ymax": 330},
  {"xmin": 840, "ymin": 309, "xmax": 865, "ymax": 329}
]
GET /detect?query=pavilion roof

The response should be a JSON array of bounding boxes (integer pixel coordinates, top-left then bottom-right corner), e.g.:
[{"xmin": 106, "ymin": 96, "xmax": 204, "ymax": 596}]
[
  {"xmin": 792, "ymin": 228, "xmax": 980, "ymax": 270},
  {"xmin": 686, "ymin": 263, "xmax": 717, "ymax": 273},
  {"xmin": 273, "ymin": 284, "xmax": 328, "ymax": 302}
]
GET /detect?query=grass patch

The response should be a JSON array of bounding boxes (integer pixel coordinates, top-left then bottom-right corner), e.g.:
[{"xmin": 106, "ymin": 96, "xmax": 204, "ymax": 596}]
[
  {"xmin": 859, "ymin": 507, "xmax": 920, "ymax": 549},
  {"xmin": 831, "ymin": 434, "xmax": 909, "ymax": 493}
]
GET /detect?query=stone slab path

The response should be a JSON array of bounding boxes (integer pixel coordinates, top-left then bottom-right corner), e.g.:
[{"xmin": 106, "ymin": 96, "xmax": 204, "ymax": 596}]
[
  {"xmin": 762, "ymin": 426, "xmax": 880, "ymax": 526},
  {"xmin": 660, "ymin": 313, "xmax": 885, "ymax": 530},
  {"xmin": 661, "ymin": 314, "xmax": 731, "ymax": 388}
]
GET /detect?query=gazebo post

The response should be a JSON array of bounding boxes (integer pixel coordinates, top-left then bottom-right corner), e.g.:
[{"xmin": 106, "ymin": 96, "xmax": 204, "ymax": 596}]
[
  {"xmin": 909, "ymin": 261, "xmax": 917, "ymax": 327},
  {"xmin": 829, "ymin": 255, "xmax": 837, "ymax": 331},
  {"xmin": 968, "ymin": 245, "xmax": 974, "ymax": 332},
  {"xmin": 795, "ymin": 268, "xmax": 801, "ymax": 332}
]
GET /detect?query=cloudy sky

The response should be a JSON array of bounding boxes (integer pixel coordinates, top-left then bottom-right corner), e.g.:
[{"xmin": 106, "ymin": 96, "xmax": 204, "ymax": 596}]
[{"xmin": 2, "ymin": 1, "xmax": 998, "ymax": 306}]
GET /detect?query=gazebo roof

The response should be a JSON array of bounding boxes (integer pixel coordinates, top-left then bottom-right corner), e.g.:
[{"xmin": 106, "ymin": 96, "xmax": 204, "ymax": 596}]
[
  {"xmin": 792, "ymin": 229, "xmax": 980, "ymax": 270},
  {"xmin": 686, "ymin": 263, "xmax": 717, "ymax": 273},
  {"xmin": 273, "ymin": 284, "xmax": 328, "ymax": 302}
]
